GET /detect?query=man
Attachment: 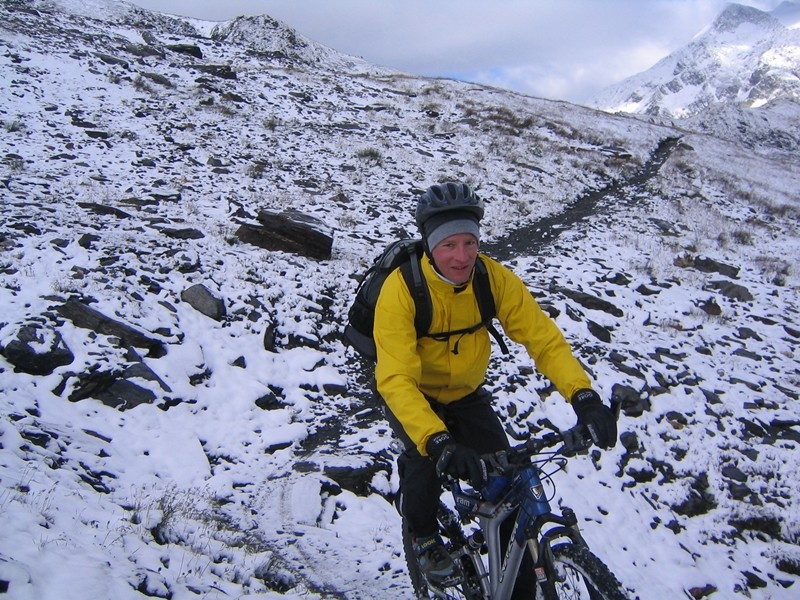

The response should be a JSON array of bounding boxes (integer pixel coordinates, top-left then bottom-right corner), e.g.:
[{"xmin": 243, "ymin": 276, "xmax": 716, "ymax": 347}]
[{"xmin": 374, "ymin": 182, "xmax": 617, "ymax": 595}]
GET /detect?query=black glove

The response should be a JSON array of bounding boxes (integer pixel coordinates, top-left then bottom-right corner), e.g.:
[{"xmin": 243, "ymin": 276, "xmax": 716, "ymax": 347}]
[
  {"xmin": 571, "ymin": 389, "xmax": 617, "ymax": 449},
  {"xmin": 426, "ymin": 432, "xmax": 487, "ymax": 489}
]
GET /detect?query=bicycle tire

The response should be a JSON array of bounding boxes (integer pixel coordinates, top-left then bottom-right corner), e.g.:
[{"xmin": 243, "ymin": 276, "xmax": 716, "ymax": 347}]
[
  {"xmin": 401, "ymin": 517, "xmax": 431, "ymax": 599},
  {"xmin": 537, "ymin": 543, "xmax": 627, "ymax": 600}
]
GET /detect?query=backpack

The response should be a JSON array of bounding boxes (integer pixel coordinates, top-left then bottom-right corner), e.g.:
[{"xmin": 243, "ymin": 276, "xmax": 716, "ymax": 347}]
[{"xmin": 343, "ymin": 239, "xmax": 508, "ymax": 361}]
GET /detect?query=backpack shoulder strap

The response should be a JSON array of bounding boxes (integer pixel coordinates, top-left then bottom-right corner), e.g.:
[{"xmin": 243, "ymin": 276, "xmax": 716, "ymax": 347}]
[
  {"xmin": 398, "ymin": 243, "xmax": 432, "ymax": 338},
  {"xmin": 474, "ymin": 256, "xmax": 509, "ymax": 355}
]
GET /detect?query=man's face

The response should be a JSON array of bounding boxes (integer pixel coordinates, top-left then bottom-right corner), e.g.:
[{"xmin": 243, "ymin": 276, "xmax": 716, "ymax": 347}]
[{"xmin": 430, "ymin": 233, "xmax": 479, "ymax": 285}]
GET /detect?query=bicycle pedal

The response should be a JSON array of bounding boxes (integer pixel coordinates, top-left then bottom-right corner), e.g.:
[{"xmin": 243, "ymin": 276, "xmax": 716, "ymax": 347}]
[{"xmin": 426, "ymin": 572, "xmax": 463, "ymax": 591}]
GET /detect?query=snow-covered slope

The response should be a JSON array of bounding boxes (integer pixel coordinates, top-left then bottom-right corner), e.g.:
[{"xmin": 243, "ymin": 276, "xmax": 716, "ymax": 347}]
[{"xmin": 1, "ymin": 1, "xmax": 799, "ymax": 599}]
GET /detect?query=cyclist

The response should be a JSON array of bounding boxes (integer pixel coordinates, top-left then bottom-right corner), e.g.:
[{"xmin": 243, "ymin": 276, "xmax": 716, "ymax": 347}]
[{"xmin": 374, "ymin": 182, "xmax": 617, "ymax": 596}]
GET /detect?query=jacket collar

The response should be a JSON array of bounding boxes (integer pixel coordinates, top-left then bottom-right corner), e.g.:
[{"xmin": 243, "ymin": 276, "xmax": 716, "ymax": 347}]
[{"xmin": 421, "ymin": 255, "xmax": 475, "ymax": 294}]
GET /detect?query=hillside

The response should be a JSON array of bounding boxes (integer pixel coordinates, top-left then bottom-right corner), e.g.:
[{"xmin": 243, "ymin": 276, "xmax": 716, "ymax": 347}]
[{"xmin": 1, "ymin": 1, "xmax": 799, "ymax": 599}]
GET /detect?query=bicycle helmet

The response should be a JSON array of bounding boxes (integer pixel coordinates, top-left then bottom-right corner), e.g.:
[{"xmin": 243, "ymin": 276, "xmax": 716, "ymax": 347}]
[{"xmin": 415, "ymin": 182, "xmax": 483, "ymax": 251}]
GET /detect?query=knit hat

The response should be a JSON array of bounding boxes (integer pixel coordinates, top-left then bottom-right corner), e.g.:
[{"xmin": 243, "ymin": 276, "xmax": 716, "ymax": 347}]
[{"xmin": 422, "ymin": 209, "xmax": 480, "ymax": 251}]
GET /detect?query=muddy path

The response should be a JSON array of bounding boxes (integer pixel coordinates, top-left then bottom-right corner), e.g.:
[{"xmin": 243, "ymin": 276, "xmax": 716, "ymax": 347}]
[{"xmin": 483, "ymin": 136, "xmax": 681, "ymax": 261}]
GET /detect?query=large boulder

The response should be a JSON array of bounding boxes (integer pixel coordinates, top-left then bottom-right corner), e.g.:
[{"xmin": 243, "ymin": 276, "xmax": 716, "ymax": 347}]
[{"xmin": 235, "ymin": 209, "xmax": 333, "ymax": 260}]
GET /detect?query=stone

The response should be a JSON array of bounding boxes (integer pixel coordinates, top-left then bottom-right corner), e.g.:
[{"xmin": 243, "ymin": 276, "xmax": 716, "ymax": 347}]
[
  {"xmin": 693, "ymin": 256, "xmax": 740, "ymax": 278},
  {"xmin": 166, "ymin": 43, "xmax": 203, "ymax": 59},
  {"xmin": 181, "ymin": 283, "xmax": 227, "ymax": 321},
  {"xmin": 235, "ymin": 209, "xmax": 333, "ymax": 260},
  {"xmin": 0, "ymin": 323, "xmax": 74, "ymax": 375},
  {"xmin": 56, "ymin": 301, "xmax": 166, "ymax": 358},
  {"xmin": 706, "ymin": 280, "xmax": 753, "ymax": 301},
  {"xmin": 77, "ymin": 202, "xmax": 132, "ymax": 219},
  {"xmin": 556, "ymin": 287, "xmax": 624, "ymax": 317},
  {"xmin": 160, "ymin": 227, "xmax": 205, "ymax": 240}
]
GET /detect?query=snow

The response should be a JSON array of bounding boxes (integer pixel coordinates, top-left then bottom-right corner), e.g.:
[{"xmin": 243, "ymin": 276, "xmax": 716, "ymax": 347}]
[{"xmin": 0, "ymin": 0, "xmax": 799, "ymax": 599}]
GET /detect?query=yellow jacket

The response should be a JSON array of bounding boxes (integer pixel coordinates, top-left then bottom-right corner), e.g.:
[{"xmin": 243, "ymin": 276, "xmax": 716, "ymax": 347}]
[{"xmin": 374, "ymin": 253, "xmax": 591, "ymax": 455}]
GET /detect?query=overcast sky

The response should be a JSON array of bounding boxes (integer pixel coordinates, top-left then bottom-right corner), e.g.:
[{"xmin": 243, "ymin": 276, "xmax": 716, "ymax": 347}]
[{"xmin": 127, "ymin": 0, "xmax": 785, "ymax": 104}]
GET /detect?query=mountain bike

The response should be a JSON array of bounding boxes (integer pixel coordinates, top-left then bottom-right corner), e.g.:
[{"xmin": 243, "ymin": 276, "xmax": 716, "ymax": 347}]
[{"xmin": 401, "ymin": 423, "xmax": 628, "ymax": 599}]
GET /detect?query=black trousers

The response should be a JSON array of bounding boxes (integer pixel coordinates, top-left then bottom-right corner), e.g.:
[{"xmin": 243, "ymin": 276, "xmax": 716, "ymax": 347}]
[{"xmin": 383, "ymin": 387, "xmax": 537, "ymax": 597}]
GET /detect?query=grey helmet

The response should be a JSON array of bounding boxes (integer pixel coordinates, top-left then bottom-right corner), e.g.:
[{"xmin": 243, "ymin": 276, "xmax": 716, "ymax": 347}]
[{"xmin": 415, "ymin": 182, "xmax": 484, "ymax": 230}]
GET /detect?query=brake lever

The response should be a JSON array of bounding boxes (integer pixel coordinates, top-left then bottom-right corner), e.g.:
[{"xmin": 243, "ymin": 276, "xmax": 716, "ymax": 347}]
[
  {"xmin": 483, "ymin": 449, "xmax": 513, "ymax": 475},
  {"xmin": 560, "ymin": 425, "xmax": 593, "ymax": 457}
]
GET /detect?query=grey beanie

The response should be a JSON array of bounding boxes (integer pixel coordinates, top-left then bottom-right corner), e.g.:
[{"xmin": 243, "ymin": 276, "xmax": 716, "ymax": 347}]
[{"xmin": 422, "ymin": 210, "xmax": 480, "ymax": 250}]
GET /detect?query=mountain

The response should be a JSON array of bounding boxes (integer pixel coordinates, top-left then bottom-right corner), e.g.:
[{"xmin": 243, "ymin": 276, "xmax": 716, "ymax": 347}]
[
  {"xmin": 592, "ymin": 3, "xmax": 800, "ymax": 121},
  {"xmin": 1, "ymin": 1, "xmax": 799, "ymax": 599}
]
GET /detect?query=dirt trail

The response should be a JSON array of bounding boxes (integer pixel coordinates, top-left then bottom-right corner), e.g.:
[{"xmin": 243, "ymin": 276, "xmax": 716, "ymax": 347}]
[{"xmin": 483, "ymin": 137, "xmax": 681, "ymax": 261}]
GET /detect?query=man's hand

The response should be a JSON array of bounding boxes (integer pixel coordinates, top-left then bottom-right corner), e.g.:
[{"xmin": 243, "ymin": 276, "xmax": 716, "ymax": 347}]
[
  {"xmin": 426, "ymin": 432, "xmax": 487, "ymax": 489},
  {"xmin": 571, "ymin": 389, "xmax": 618, "ymax": 449}
]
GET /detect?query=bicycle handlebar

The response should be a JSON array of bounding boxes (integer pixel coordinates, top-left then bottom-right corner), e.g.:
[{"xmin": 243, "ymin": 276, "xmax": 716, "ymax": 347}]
[{"xmin": 480, "ymin": 423, "xmax": 594, "ymax": 477}]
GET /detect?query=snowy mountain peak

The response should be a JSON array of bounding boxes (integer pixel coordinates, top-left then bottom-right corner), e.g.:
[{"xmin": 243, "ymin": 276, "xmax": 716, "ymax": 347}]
[
  {"xmin": 592, "ymin": 2, "xmax": 800, "ymax": 121},
  {"xmin": 711, "ymin": 2, "xmax": 781, "ymax": 33}
]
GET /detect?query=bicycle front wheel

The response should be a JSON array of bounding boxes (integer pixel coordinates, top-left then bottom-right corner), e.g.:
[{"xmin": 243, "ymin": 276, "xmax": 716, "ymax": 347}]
[{"xmin": 537, "ymin": 543, "xmax": 627, "ymax": 600}]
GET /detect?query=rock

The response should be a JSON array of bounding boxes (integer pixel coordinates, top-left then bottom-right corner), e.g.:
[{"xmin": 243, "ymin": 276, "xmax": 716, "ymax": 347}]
[
  {"xmin": 323, "ymin": 463, "xmax": 387, "ymax": 497},
  {"xmin": 698, "ymin": 297, "xmax": 722, "ymax": 316},
  {"xmin": 741, "ymin": 571, "xmax": 767, "ymax": 589},
  {"xmin": 672, "ymin": 473, "xmax": 716, "ymax": 516},
  {"xmin": 608, "ymin": 352, "xmax": 647, "ymax": 380},
  {"xmin": 78, "ymin": 233, "xmax": 101, "ymax": 249},
  {"xmin": 160, "ymin": 227, "xmax": 205, "ymax": 240},
  {"xmin": 181, "ymin": 283, "xmax": 227, "ymax": 321},
  {"xmin": 636, "ymin": 283, "xmax": 661, "ymax": 296},
  {"xmin": 59, "ymin": 348, "xmax": 171, "ymax": 410},
  {"xmin": 586, "ymin": 319, "xmax": 612, "ymax": 342},
  {"xmin": 619, "ymin": 431, "xmax": 639, "ymax": 452},
  {"xmin": 194, "ymin": 64, "xmax": 236, "ymax": 79},
  {"xmin": 688, "ymin": 585, "xmax": 717, "ymax": 599},
  {"xmin": 733, "ymin": 348, "xmax": 762, "ymax": 361},
  {"xmin": 166, "ymin": 43, "xmax": 203, "ymax": 59},
  {"xmin": 77, "ymin": 202, "xmax": 132, "ymax": 219},
  {"xmin": 556, "ymin": 287, "xmax": 624, "ymax": 317},
  {"xmin": 0, "ymin": 322, "xmax": 74, "ymax": 375},
  {"xmin": 602, "ymin": 272, "xmax": 631, "ymax": 285},
  {"xmin": 56, "ymin": 300, "xmax": 166, "ymax": 358},
  {"xmin": 706, "ymin": 280, "xmax": 753, "ymax": 301},
  {"xmin": 235, "ymin": 209, "xmax": 333, "ymax": 260},
  {"xmin": 735, "ymin": 327, "xmax": 762, "ymax": 341},
  {"xmin": 693, "ymin": 256, "xmax": 740, "ymax": 278},
  {"xmin": 255, "ymin": 389, "xmax": 286, "ymax": 410},
  {"xmin": 722, "ymin": 465, "xmax": 748, "ymax": 482},
  {"xmin": 263, "ymin": 320, "xmax": 278, "ymax": 352},
  {"xmin": 612, "ymin": 383, "xmax": 648, "ymax": 416},
  {"xmin": 700, "ymin": 388, "xmax": 723, "ymax": 404},
  {"xmin": 65, "ymin": 368, "xmax": 155, "ymax": 409}
]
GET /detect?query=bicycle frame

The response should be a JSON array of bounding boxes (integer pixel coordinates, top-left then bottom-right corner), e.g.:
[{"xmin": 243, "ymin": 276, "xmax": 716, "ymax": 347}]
[{"xmin": 448, "ymin": 462, "xmax": 588, "ymax": 599}]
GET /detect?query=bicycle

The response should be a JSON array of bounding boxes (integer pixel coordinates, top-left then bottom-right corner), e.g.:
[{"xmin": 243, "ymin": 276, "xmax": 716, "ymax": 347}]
[{"xmin": 401, "ymin": 423, "xmax": 628, "ymax": 599}]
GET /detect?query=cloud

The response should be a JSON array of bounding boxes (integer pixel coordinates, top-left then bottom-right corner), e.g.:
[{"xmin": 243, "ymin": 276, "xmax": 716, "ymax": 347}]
[{"xmin": 129, "ymin": 0, "xmax": 787, "ymax": 102}]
